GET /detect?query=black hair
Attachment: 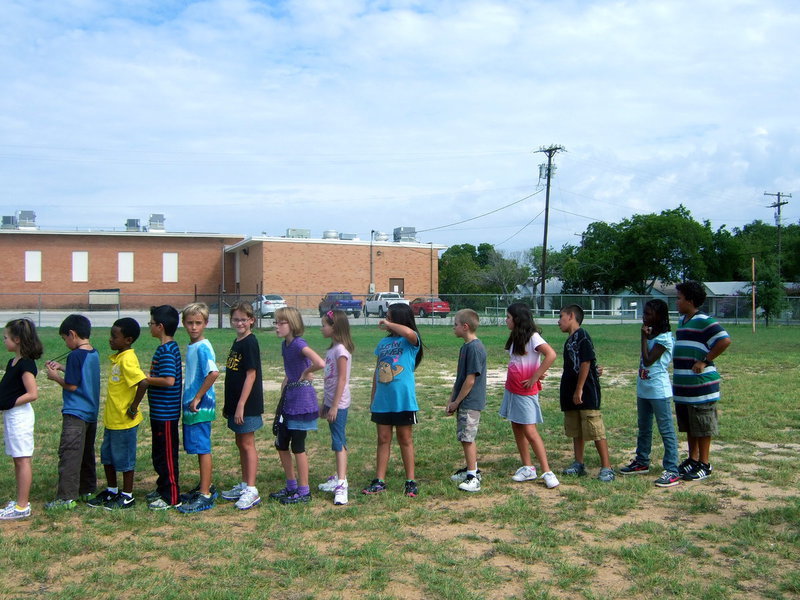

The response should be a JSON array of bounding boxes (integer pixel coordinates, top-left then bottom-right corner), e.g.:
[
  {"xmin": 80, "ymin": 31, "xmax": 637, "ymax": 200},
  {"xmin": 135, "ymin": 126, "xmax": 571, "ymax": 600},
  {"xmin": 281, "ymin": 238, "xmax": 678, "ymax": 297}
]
[
  {"xmin": 113, "ymin": 317, "xmax": 141, "ymax": 342},
  {"xmin": 59, "ymin": 314, "xmax": 92, "ymax": 339},
  {"xmin": 561, "ymin": 304, "xmax": 585, "ymax": 325},
  {"xmin": 386, "ymin": 303, "xmax": 424, "ymax": 369},
  {"xmin": 644, "ymin": 299, "xmax": 671, "ymax": 335},
  {"xmin": 505, "ymin": 302, "xmax": 541, "ymax": 355},
  {"xmin": 675, "ymin": 281, "xmax": 706, "ymax": 308},
  {"xmin": 5, "ymin": 318, "xmax": 43, "ymax": 360},
  {"xmin": 150, "ymin": 305, "xmax": 179, "ymax": 336}
]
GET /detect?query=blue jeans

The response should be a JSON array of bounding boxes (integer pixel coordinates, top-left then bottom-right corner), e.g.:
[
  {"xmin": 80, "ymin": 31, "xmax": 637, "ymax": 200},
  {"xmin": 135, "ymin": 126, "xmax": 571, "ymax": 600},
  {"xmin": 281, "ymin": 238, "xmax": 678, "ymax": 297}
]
[{"xmin": 636, "ymin": 397, "xmax": 679, "ymax": 473}]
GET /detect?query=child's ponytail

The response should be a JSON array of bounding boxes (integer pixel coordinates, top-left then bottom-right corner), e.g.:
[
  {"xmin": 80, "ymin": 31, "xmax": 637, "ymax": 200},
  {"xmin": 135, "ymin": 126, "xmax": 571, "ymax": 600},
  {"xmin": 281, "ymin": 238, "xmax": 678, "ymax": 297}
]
[{"xmin": 5, "ymin": 319, "xmax": 44, "ymax": 360}]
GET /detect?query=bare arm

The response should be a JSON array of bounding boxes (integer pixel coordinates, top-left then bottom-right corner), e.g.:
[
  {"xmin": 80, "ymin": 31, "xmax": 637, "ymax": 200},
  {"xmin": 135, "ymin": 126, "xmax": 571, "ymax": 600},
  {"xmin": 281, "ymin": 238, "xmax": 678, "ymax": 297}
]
[
  {"xmin": 300, "ymin": 345, "xmax": 326, "ymax": 380},
  {"xmin": 378, "ymin": 320, "xmax": 419, "ymax": 346},
  {"xmin": 45, "ymin": 361, "xmax": 78, "ymax": 392},
  {"xmin": 13, "ymin": 371, "xmax": 38, "ymax": 407},
  {"xmin": 573, "ymin": 361, "xmax": 591, "ymax": 405},
  {"xmin": 693, "ymin": 336, "xmax": 732, "ymax": 373},
  {"xmin": 234, "ymin": 368, "xmax": 257, "ymax": 425},
  {"xmin": 640, "ymin": 329, "xmax": 667, "ymax": 367},
  {"xmin": 326, "ymin": 355, "xmax": 349, "ymax": 422},
  {"xmin": 189, "ymin": 370, "xmax": 219, "ymax": 412},
  {"xmin": 126, "ymin": 379, "xmax": 149, "ymax": 418},
  {"xmin": 446, "ymin": 373, "xmax": 476, "ymax": 415},
  {"xmin": 528, "ymin": 342, "xmax": 557, "ymax": 388}
]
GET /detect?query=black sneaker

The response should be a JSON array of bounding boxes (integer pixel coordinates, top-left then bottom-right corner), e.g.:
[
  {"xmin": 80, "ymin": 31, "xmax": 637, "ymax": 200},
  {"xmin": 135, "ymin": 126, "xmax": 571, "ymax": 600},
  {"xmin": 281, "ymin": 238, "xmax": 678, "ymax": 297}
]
[
  {"xmin": 87, "ymin": 490, "xmax": 117, "ymax": 508},
  {"xmin": 677, "ymin": 458, "xmax": 696, "ymax": 476},
  {"xmin": 450, "ymin": 468, "xmax": 482, "ymax": 483},
  {"xmin": 103, "ymin": 493, "xmax": 135, "ymax": 510},
  {"xmin": 619, "ymin": 460, "xmax": 650, "ymax": 475},
  {"xmin": 404, "ymin": 480, "xmax": 418, "ymax": 498},
  {"xmin": 180, "ymin": 484, "xmax": 218, "ymax": 504},
  {"xmin": 268, "ymin": 487, "xmax": 295, "ymax": 500},
  {"xmin": 145, "ymin": 489, "xmax": 161, "ymax": 502},
  {"xmin": 362, "ymin": 479, "xmax": 387, "ymax": 495},
  {"xmin": 279, "ymin": 491, "xmax": 312, "ymax": 505},
  {"xmin": 683, "ymin": 462, "xmax": 712, "ymax": 481}
]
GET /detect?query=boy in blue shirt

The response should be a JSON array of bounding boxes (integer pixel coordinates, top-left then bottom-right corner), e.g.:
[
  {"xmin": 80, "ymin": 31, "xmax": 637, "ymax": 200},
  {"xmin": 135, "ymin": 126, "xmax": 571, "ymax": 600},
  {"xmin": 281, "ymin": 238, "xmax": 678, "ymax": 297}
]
[
  {"xmin": 177, "ymin": 303, "xmax": 220, "ymax": 514},
  {"xmin": 145, "ymin": 305, "xmax": 183, "ymax": 509},
  {"xmin": 44, "ymin": 314, "xmax": 101, "ymax": 510}
]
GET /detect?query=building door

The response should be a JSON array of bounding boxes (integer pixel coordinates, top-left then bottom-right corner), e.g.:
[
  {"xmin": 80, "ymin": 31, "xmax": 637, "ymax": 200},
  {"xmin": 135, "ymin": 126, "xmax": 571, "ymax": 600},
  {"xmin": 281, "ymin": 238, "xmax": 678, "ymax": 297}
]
[{"xmin": 389, "ymin": 278, "xmax": 404, "ymax": 295}]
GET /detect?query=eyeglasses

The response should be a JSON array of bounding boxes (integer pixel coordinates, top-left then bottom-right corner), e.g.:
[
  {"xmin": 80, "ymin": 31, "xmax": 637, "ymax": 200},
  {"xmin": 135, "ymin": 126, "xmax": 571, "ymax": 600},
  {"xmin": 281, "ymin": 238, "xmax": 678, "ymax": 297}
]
[
  {"xmin": 231, "ymin": 318, "xmax": 251, "ymax": 324},
  {"xmin": 274, "ymin": 320, "xmax": 289, "ymax": 326},
  {"xmin": 148, "ymin": 321, "xmax": 157, "ymax": 326}
]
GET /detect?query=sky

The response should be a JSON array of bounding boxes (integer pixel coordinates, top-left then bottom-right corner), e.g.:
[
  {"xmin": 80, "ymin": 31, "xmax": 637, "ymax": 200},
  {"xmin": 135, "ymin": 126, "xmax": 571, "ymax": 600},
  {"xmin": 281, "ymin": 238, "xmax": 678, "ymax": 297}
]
[{"xmin": 2, "ymin": 0, "xmax": 799, "ymax": 254}]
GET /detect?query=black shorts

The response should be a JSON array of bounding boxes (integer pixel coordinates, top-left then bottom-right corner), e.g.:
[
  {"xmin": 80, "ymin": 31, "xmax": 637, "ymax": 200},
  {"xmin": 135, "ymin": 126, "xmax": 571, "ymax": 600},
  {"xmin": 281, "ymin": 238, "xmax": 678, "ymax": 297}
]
[{"xmin": 371, "ymin": 411, "xmax": 417, "ymax": 426}]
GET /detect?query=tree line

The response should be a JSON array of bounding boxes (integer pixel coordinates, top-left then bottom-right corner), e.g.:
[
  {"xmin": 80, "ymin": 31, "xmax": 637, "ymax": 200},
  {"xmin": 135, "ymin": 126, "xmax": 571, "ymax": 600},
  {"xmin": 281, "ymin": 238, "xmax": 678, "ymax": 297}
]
[{"xmin": 439, "ymin": 206, "xmax": 798, "ymax": 320}]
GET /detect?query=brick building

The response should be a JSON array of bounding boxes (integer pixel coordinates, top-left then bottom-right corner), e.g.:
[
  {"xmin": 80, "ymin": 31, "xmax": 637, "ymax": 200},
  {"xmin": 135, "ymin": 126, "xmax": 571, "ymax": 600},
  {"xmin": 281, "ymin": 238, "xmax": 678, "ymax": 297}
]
[{"xmin": 0, "ymin": 218, "xmax": 444, "ymax": 311}]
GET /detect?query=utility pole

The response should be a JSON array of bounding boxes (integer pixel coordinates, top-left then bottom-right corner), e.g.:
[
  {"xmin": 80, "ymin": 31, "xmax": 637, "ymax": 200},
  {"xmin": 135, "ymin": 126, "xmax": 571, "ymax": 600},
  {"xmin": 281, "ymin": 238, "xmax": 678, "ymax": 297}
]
[
  {"xmin": 536, "ymin": 144, "xmax": 565, "ymax": 312},
  {"xmin": 764, "ymin": 191, "xmax": 791, "ymax": 279}
]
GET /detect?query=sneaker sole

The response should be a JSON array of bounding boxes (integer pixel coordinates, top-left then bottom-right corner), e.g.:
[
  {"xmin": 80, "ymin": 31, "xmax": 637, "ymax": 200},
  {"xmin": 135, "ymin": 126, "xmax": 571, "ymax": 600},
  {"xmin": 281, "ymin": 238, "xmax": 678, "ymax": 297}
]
[
  {"xmin": 177, "ymin": 503, "xmax": 215, "ymax": 513},
  {"xmin": 362, "ymin": 489, "xmax": 386, "ymax": 495},
  {"xmin": 619, "ymin": 470, "xmax": 650, "ymax": 475},
  {"xmin": 654, "ymin": 480, "xmax": 682, "ymax": 488},
  {"xmin": 458, "ymin": 486, "xmax": 481, "ymax": 492},
  {"xmin": 511, "ymin": 476, "xmax": 537, "ymax": 482},
  {"xmin": 334, "ymin": 499, "xmax": 348, "ymax": 505}
]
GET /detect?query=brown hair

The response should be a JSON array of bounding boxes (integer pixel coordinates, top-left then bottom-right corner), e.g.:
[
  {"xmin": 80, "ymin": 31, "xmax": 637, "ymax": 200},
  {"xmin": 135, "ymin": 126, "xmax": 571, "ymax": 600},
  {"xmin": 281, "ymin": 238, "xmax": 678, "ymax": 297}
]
[
  {"xmin": 275, "ymin": 306, "xmax": 304, "ymax": 337},
  {"xmin": 323, "ymin": 309, "xmax": 355, "ymax": 353},
  {"xmin": 5, "ymin": 318, "xmax": 43, "ymax": 360},
  {"xmin": 454, "ymin": 308, "xmax": 479, "ymax": 331}
]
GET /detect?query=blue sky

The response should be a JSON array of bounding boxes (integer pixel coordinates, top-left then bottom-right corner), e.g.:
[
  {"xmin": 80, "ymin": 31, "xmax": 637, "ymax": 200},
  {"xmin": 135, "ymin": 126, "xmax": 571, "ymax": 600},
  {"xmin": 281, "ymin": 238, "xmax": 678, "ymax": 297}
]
[{"xmin": 2, "ymin": 0, "xmax": 798, "ymax": 253}]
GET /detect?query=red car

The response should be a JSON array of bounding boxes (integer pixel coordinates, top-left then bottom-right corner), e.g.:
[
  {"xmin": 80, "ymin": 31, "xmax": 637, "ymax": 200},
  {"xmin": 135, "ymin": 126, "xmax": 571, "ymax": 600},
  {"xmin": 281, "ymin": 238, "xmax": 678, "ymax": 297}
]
[{"xmin": 410, "ymin": 297, "xmax": 450, "ymax": 318}]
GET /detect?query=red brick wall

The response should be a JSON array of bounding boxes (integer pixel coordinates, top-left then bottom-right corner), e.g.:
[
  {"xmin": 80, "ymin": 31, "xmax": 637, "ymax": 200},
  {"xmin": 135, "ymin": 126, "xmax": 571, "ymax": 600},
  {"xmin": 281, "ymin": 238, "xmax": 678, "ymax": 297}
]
[{"xmin": 0, "ymin": 232, "xmax": 241, "ymax": 309}]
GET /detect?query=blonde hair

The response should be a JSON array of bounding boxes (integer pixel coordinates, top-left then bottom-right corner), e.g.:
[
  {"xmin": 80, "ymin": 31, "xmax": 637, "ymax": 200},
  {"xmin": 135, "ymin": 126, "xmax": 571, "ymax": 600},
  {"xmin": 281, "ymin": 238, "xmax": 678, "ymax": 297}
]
[
  {"xmin": 455, "ymin": 308, "xmax": 479, "ymax": 332},
  {"xmin": 275, "ymin": 306, "xmax": 304, "ymax": 336},
  {"xmin": 323, "ymin": 309, "xmax": 355, "ymax": 353},
  {"xmin": 182, "ymin": 302, "xmax": 210, "ymax": 323}
]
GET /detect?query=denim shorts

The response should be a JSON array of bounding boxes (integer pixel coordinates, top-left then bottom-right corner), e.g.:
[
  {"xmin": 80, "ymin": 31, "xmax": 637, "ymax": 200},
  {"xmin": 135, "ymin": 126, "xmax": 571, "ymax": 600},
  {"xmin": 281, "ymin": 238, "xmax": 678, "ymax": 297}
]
[
  {"xmin": 183, "ymin": 421, "xmax": 212, "ymax": 455},
  {"xmin": 322, "ymin": 406, "xmax": 348, "ymax": 451},
  {"xmin": 100, "ymin": 426, "xmax": 138, "ymax": 472},
  {"xmin": 226, "ymin": 415, "xmax": 263, "ymax": 434}
]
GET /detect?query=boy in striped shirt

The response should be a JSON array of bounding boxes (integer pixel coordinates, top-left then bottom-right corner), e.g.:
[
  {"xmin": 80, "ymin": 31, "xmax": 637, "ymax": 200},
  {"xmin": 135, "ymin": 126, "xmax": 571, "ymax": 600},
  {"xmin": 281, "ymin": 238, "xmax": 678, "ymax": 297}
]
[{"xmin": 673, "ymin": 282, "xmax": 731, "ymax": 481}]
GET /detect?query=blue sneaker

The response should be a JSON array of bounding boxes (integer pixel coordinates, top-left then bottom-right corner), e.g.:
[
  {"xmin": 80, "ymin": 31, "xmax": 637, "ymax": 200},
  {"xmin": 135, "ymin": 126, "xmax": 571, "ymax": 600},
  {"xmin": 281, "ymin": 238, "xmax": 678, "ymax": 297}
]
[{"xmin": 177, "ymin": 493, "xmax": 215, "ymax": 513}]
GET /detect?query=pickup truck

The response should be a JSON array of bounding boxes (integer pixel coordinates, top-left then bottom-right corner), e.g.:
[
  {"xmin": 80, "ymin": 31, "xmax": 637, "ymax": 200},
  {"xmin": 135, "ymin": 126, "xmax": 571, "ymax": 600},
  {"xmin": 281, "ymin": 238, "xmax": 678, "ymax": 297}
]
[
  {"xmin": 364, "ymin": 292, "xmax": 410, "ymax": 318},
  {"xmin": 318, "ymin": 292, "xmax": 363, "ymax": 318}
]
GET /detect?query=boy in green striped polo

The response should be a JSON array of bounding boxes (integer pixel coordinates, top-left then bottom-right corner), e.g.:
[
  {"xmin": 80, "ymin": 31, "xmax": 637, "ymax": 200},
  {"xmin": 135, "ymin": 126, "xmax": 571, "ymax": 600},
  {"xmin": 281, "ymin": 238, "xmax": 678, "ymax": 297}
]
[{"xmin": 672, "ymin": 281, "xmax": 732, "ymax": 481}]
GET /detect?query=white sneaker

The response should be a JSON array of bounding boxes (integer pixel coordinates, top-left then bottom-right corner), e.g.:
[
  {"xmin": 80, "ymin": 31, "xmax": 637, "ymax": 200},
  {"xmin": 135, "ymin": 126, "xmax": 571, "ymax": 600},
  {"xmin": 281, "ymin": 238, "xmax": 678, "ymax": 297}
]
[
  {"xmin": 512, "ymin": 466, "xmax": 538, "ymax": 481},
  {"xmin": 333, "ymin": 482, "xmax": 349, "ymax": 505},
  {"xmin": 458, "ymin": 474, "xmax": 481, "ymax": 492},
  {"xmin": 318, "ymin": 475, "xmax": 339, "ymax": 493},
  {"xmin": 541, "ymin": 471, "xmax": 560, "ymax": 488},
  {"xmin": 235, "ymin": 488, "xmax": 261, "ymax": 510},
  {"xmin": 0, "ymin": 502, "xmax": 31, "ymax": 520},
  {"xmin": 221, "ymin": 482, "xmax": 247, "ymax": 501}
]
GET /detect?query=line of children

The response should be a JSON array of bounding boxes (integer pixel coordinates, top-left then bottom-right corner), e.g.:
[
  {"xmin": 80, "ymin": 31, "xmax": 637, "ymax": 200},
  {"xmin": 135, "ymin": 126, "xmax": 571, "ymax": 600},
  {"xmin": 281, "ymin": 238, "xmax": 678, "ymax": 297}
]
[{"xmin": 1, "ymin": 284, "xmax": 731, "ymax": 519}]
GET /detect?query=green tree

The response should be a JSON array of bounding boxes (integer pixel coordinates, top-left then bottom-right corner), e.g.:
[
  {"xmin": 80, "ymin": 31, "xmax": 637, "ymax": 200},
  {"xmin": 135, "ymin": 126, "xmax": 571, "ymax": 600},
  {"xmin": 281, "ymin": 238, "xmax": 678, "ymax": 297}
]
[
  {"xmin": 481, "ymin": 249, "xmax": 530, "ymax": 295},
  {"xmin": 752, "ymin": 262, "xmax": 787, "ymax": 326}
]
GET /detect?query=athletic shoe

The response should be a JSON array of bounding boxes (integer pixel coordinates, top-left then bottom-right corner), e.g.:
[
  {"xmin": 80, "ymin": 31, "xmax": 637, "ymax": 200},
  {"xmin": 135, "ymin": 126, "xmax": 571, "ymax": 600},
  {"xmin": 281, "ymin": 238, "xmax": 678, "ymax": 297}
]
[
  {"xmin": 87, "ymin": 490, "xmax": 118, "ymax": 508},
  {"xmin": 563, "ymin": 461, "xmax": 587, "ymax": 476},
  {"xmin": 333, "ymin": 483, "xmax": 349, "ymax": 505},
  {"xmin": 77, "ymin": 493, "xmax": 93, "ymax": 503},
  {"xmin": 269, "ymin": 487, "xmax": 295, "ymax": 500},
  {"xmin": 145, "ymin": 489, "xmax": 161, "ymax": 502},
  {"xmin": 683, "ymin": 462, "xmax": 712, "ymax": 481},
  {"xmin": 404, "ymin": 480, "xmax": 418, "ymax": 497},
  {"xmin": 103, "ymin": 493, "xmax": 135, "ymax": 510},
  {"xmin": 177, "ymin": 493, "xmax": 215, "ymax": 513},
  {"xmin": 279, "ymin": 491, "xmax": 312, "ymax": 505},
  {"xmin": 318, "ymin": 475, "xmax": 339, "ymax": 493},
  {"xmin": 541, "ymin": 471, "xmax": 560, "ymax": 489},
  {"xmin": 598, "ymin": 467, "xmax": 616, "ymax": 482},
  {"xmin": 362, "ymin": 479, "xmax": 387, "ymax": 495},
  {"xmin": 148, "ymin": 498, "xmax": 180, "ymax": 510},
  {"xmin": 457, "ymin": 474, "xmax": 481, "ymax": 493},
  {"xmin": 235, "ymin": 488, "xmax": 261, "ymax": 510},
  {"xmin": 221, "ymin": 482, "xmax": 247, "ymax": 501},
  {"xmin": 677, "ymin": 458, "xmax": 696, "ymax": 476},
  {"xmin": 180, "ymin": 484, "xmax": 218, "ymax": 503},
  {"xmin": 511, "ymin": 466, "xmax": 537, "ymax": 482},
  {"xmin": 45, "ymin": 499, "xmax": 77, "ymax": 511},
  {"xmin": 619, "ymin": 460, "xmax": 650, "ymax": 475},
  {"xmin": 450, "ymin": 468, "xmax": 482, "ymax": 483},
  {"xmin": 654, "ymin": 471, "xmax": 682, "ymax": 487},
  {"xmin": 0, "ymin": 502, "xmax": 31, "ymax": 520}
]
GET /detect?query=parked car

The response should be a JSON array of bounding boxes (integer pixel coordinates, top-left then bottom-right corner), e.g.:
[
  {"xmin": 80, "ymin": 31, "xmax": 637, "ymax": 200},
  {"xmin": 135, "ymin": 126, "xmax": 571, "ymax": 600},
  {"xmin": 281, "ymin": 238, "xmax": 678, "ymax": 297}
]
[
  {"xmin": 364, "ymin": 292, "xmax": 410, "ymax": 317},
  {"xmin": 410, "ymin": 297, "xmax": 451, "ymax": 318},
  {"xmin": 252, "ymin": 294, "xmax": 287, "ymax": 317},
  {"xmin": 319, "ymin": 292, "xmax": 362, "ymax": 318}
]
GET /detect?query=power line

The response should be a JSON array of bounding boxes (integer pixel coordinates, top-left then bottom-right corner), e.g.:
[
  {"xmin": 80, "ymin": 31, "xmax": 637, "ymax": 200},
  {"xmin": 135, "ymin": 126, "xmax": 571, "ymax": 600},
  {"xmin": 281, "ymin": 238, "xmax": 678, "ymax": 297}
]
[
  {"xmin": 415, "ymin": 188, "xmax": 543, "ymax": 233},
  {"xmin": 764, "ymin": 191, "xmax": 791, "ymax": 279}
]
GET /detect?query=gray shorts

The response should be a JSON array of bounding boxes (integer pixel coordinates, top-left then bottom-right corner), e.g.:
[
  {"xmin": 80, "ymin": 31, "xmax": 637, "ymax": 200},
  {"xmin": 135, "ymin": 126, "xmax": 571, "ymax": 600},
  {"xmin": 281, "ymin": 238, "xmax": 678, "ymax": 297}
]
[
  {"xmin": 499, "ymin": 390, "xmax": 543, "ymax": 425},
  {"xmin": 456, "ymin": 407, "xmax": 481, "ymax": 443},
  {"xmin": 675, "ymin": 402, "xmax": 719, "ymax": 437}
]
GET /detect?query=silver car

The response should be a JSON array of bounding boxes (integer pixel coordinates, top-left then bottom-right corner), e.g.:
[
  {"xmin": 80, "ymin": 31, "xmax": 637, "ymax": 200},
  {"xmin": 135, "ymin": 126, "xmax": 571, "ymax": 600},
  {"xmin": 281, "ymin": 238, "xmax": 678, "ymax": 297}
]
[{"xmin": 252, "ymin": 294, "xmax": 287, "ymax": 318}]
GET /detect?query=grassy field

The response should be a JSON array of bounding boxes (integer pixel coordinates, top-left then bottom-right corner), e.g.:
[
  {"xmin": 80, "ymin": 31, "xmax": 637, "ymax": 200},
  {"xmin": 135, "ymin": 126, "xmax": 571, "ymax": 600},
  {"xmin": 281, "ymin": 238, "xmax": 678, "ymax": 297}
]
[{"xmin": 0, "ymin": 321, "xmax": 798, "ymax": 599}]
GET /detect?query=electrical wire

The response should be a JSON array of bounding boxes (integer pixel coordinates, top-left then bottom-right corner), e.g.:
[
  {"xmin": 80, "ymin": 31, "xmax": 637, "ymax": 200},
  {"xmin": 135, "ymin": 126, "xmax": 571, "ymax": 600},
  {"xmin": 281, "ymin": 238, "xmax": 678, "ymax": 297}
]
[{"xmin": 416, "ymin": 188, "xmax": 544, "ymax": 234}]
